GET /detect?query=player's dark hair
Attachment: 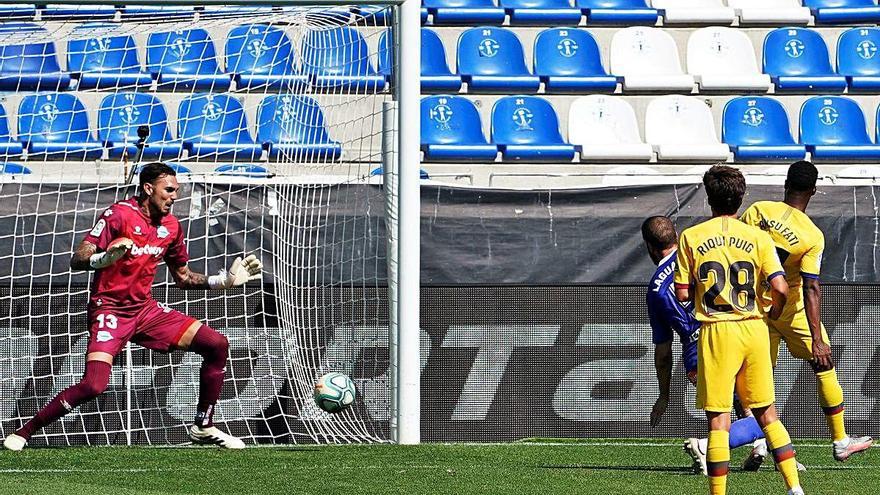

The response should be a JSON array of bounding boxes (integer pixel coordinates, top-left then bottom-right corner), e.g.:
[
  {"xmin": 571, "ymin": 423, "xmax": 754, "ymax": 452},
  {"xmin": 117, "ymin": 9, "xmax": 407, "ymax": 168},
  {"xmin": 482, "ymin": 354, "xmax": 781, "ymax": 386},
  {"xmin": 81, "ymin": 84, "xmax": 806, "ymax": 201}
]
[
  {"xmin": 785, "ymin": 160, "xmax": 818, "ymax": 193},
  {"xmin": 641, "ymin": 216, "xmax": 677, "ymax": 252},
  {"xmin": 138, "ymin": 162, "xmax": 176, "ymax": 197},
  {"xmin": 703, "ymin": 164, "xmax": 746, "ymax": 215}
]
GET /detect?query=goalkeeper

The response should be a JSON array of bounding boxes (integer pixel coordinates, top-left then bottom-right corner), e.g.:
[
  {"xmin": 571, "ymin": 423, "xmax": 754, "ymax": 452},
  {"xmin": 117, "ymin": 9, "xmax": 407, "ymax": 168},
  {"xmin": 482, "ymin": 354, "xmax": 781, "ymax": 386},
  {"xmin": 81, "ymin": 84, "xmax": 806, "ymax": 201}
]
[{"xmin": 3, "ymin": 162, "xmax": 262, "ymax": 451}]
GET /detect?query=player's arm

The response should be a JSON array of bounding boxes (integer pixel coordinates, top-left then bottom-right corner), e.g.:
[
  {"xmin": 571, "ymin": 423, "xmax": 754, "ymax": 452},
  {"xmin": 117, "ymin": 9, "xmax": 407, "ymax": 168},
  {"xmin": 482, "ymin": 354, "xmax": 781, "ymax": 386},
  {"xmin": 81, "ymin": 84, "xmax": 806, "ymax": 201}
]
[
  {"xmin": 767, "ymin": 274, "xmax": 788, "ymax": 320},
  {"xmin": 758, "ymin": 231, "xmax": 788, "ymax": 319},
  {"xmin": 673, "ymin": 232, "xmax": 693, "ymax": 303},
  {"xmin": 801, "ymin": 237, "xmax": 831, "ymax": 370},
  {"xmin": 651, "ymin": 340, "xmax": 672, "ymax": 428},
  {"xmin": 169, "ymin": 255, "xmax": 263, "ymax": 290},
  {"xmin": 72, "ymin": 208, "xmax": 132, "ymax": 271}
]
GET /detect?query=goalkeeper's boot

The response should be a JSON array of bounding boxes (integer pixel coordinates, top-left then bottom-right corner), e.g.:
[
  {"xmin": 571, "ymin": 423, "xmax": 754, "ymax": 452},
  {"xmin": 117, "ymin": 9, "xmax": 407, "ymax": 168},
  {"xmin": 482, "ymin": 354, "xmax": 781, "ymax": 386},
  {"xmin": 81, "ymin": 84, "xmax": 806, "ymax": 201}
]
[
  {"xmin": 742, "ymin": 438, "xmax": 767, "ymax": 472},
  {"xmin": 833, "ymin": 435, "xmax": 873, "ymax": 462},
  {"xmin": 188, "ymin": 425, "xmax": 245, "ymax": 449},
  {"xmin": 684, "ymin": 437, "xmax": 707, "ymax": 476},
  {"xmin": 3, "ymin": 434, "xmax": 26, "ymax": 451}
]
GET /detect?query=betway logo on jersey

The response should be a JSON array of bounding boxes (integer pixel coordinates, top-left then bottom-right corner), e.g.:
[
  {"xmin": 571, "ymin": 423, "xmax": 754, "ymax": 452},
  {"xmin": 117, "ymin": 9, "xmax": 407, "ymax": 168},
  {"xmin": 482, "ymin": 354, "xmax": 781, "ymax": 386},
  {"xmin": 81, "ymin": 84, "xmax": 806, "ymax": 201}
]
[{"xmin": 130, "ymin": 244, "xmax": 164, "ymax": 257}]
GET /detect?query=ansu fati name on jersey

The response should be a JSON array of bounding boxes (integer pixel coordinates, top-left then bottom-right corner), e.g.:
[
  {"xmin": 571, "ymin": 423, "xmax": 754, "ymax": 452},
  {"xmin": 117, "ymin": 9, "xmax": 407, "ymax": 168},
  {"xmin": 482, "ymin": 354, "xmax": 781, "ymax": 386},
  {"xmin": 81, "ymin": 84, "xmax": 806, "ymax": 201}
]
[
  {"xmin": 695, "ymin": 234, "xmax": 755, "ymax": 256},
  {"xmin": 760, "ymin": 219, "xmax": 800, "ymax": 247}
]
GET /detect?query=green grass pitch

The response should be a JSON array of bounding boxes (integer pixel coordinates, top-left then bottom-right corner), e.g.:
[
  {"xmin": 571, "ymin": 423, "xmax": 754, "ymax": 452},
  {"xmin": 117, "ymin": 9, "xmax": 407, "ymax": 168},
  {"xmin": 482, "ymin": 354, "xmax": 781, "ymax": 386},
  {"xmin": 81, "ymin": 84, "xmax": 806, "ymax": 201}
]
[{"xmin": 0, "ymin": 439, "xmax": 877, "ymax": 494}]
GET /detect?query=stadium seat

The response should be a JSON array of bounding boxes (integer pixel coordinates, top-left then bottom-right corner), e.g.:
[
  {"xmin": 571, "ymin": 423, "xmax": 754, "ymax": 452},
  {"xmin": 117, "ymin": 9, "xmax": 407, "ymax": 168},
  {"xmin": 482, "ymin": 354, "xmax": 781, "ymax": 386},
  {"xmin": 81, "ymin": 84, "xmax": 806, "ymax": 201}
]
[
  {"xmin": 18, "ymin": 93, "xmax": 103, "ymax": 160},
  {"xmin": 0, "ymin": 104, "xmax": 22, "ymax": 158},
  {"xmin": 645, "ymin": 95, "xmax": 730, "ymax": 161},
  {"xmin": 0, "ymin": 23, "xmax": 70, "ymax": 91},
  {"xmin": 500, "ymin": 0, "xmax": 582, "ymax": 25},
  {"xmin": 370, "ymin": 166, "xmax": 431, "ymax": 179},
  {"xmin": 146, "ymin": 28, "xmax": 231, "ymax": 91},
  {"xmin": 763, "ymin": 28, "xmax": 847, "ymax": 92},
  {"xmin": 378, "ymin": 29, "xmax": 462, "ymax": 92},
  {"xmin": 491, "ymin": 96, "xmax": 576, "ymax": 161},
  {"xmin": 98, "ymin": 93, "xmax": 183, "ymax": 161},
  {"xmin": 421, "ymin": 95, "xmax": 498, "ymax": 161},
  {"xmin": 67, "ymin": 23, "xmax": 153, "ymax": 90},
  {"xmin": 803, "ymin": 0, "xmax": 880, "ymax": 23},
  {"xmin": 728, "ymin": 0, "xmax": 812, "ymax": 24},
  {"xmin": 577, "ymin": 0, "xmax": 659, "ymax": 24},
  {"xmin": 226, "ymin": 24, "xmax": 308, "ymax": 91},
  {"xmin": 41, "ymin": 4, "xmax": 117, "ymax": 19},
  {"xmin": 722, "ymin": 96, "xmax": 806, "ymax": 161},
  {"xmin": 0, "ymin": 5, "xmax": 35, "ymax": 18},
  {"xmin": 177, "ymin": 94, "xmax": 263, "ymax": 161},
  {"xmin": 423, "ymin": 0, "xmax": 506, "ymax": 25},
  {"xmin": 610, "ymin": 27, "xmax": 695, "ymax": 92},
  {"xmin": 799, "ymin": 96, "xmax": 880, "ymax": 160},
  {"xmin": 257, "ymin": 95, "xmax": 342, "ymax": 161},
  {"xmin": 457, "ymin": 27, "xmax": 541, "ymax": 93},
  {"xmin": 0, "ymin": 163, "xmax": 31, "ymax": 174},
  {"xmin": 650, "ymin": 0, "xmax": 736, "ymax": 24},
  {"xmin": 568, "ymin": 95, "xmax": 653, "ymax": 161},
  {"xmin": 687, "ymin": 27, "xmax": 772, "ymax": 91},
  {"xmin": 215, "ymin": 164, "xmax": 271, "ymax": 177},
  {"xmin": 533, "ymin": 28, "xmax": 618, "ymax": 93},
  {"xmin": 301, "ymin": 27, "xmax": 386, "ymax": 91},
  {"xmin": 837, "ymin": 27, "xmax": 880, "ymax": 91},
  {"xmin": 352, "ymin": 5, "xmax": 395, "ymax": 24}
]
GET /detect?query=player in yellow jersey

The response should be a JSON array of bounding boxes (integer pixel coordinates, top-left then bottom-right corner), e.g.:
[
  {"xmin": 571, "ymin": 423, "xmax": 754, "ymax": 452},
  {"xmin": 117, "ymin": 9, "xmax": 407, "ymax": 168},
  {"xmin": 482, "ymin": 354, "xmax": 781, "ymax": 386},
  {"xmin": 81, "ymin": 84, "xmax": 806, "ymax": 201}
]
[
  {"xmin": 740, "ymin": 160, "xmax": 873, "ymax": 462},
  {"xmin": 674, "ymin": 165, "xmax": 804, "ymax": 495}
]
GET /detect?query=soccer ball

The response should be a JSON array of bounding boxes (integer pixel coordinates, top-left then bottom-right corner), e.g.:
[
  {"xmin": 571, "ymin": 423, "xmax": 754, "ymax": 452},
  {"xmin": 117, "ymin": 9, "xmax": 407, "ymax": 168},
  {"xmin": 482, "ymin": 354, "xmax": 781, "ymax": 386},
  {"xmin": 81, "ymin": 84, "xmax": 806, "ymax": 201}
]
[{"xmin": 313, "ymin": 372, "xmax": 356, "ymax": 414}]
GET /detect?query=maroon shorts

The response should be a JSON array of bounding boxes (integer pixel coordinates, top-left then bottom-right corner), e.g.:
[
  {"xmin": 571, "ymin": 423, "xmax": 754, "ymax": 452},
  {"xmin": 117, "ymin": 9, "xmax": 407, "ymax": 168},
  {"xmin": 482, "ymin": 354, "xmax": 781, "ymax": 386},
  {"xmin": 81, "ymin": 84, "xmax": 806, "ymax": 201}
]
[{"xmin": 87, "ymin": 300, "xmax": 198, "ymax": 357}]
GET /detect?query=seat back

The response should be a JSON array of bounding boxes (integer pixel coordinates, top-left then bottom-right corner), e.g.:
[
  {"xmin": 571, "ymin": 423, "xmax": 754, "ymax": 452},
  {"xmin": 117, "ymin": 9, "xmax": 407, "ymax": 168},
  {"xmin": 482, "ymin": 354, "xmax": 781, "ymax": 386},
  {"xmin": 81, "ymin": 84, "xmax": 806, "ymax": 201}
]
[
  {"xmin": 422, "ymin": 29, "xmax": 455, "ymax": 76},
  {"xmin": 652, "ymin": 0, "xmax": 726, "ymax": 7},
  {"xmin": 18, "ymin": 93, "xmax": 94, "ymax": 143},
  {"xmin": 257, "ymin": 94, "xmax": 335, "ymax": 145},
  {"xmin": 837, "ymin": 27, "xmax": 880, "ymax": 77},
  {"xmin": 687, "ymin": 27, "xmax": 761, "ymax": 76},
  {"xmin": 576, "ymin": 0, "xmax": 651, "ymax": 8},
  {"xmin": 534, "ymin": 28, "xmax": 608, "ymax": 77},
  {"xmin": 610, "ymin": 26, "xmax": 684, "ymax": 76},
  {"xmin": 645, "ymin": 95, "xmax": 720, "ymax": 145},
  {"xmin": 568, "ymin": 95, "xmax": 644, "ymax": 145},
  {"xmin": 98, "ymin": 92, "xmax": 173, "ymax": 144},
  {"xmin": 0, "ymin": 103, "xmax": 14, "ymax": 141},
  {"xmin": 802, "ymin": 0, "xmax": 874, "ymax": 7},
  {"xmin": 178, "ymin": 93, "xmax": 253, "ymax": 145},
  {"xmin": 226, "ymin": 24, "xmax": 295, "ymax": 76},
  {"xmin": 68, "ymin": 23, "xmax": 143, "ymax": 74},
  {"xmin": 424, "ymin": 0, "xmax": 498, "ymax": 8},
  {"xmin": 800, "ymin": 96, "xmax": 872, "ymax": 145},
  {"xmin": 502, "ymin": 0, "xmax": 573, "ymax": 8},
  {"xmin": 763, "ymin": 27, "xmax": 835, "ymax": 77},
  {"xmin": 301, "ymin": 26, "xmax": 378, "ymax": 77},
  {"xmin": 491, "ymin": 96, "xmax": 565, "ymax": 145},
  {"xmin": 727, "ymin": 0, "xmax": 802, "ymax": 7},
  {"xmin": 457, "ymin": 27, "xmax": 531, "ymax": 76},
  {"xmin": 0, "ymin": 23, "xmax": 63, "ymax": 75},
  {"xmin": 722, "ymin": 96, "xmax": 796, "ymax": 146},
  {"xmin": 147, "ymin": 28, "xmax": 223, "ymax": 75},
  {"xmin": 421, "ymin": 95, "xmax": 489, "ymax": 145}
]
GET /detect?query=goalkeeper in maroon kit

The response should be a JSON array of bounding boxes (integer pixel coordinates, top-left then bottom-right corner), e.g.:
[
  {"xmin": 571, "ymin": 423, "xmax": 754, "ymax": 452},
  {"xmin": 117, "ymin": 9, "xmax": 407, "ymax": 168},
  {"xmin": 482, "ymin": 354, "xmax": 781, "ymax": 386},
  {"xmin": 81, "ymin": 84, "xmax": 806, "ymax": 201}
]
[{"xmin": 3, "ymin": 162, "xmax": 262, "ymax": 450}]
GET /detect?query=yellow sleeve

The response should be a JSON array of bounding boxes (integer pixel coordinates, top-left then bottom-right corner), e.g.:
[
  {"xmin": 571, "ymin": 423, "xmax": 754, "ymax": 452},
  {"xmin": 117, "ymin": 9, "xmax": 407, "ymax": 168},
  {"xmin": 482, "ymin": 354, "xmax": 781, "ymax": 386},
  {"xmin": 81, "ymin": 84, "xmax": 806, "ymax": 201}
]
[
  {"xmin": 758, "ymin": 231, "xmax": 785, "ymax": 280},
  {"xmin": 739, "ymin": 203, "xmax": 760, "ymax": 227},
  {"xmin": 800, "ymin": 232, "xmax": 824, "ymax": 279},
  {"xmin": 674, "ymin": 232, "xmax": 693, "ymax": 288}
]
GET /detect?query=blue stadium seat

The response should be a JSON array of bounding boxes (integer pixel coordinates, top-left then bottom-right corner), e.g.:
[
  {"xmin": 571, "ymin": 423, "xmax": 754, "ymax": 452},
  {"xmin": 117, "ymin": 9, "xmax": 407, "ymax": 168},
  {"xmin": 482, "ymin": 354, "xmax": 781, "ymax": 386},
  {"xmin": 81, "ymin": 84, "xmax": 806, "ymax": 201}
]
[
  {"xmin": 226, "ymin": 24, "xmax": 308, "ymax": 91},
  {"xmin": 533, "ymin": 28, "xmax": 617, "ymax": 93},
  {"xmin": 301, "ymin": 27, "xmax": 385, "ymax": 91},
  {"xmin": 215, "ymin": 164, "xmax": 271, "ymax": 177},
  {"xmin": 763, "ymin": 28, "xmax": 847, "ymax": 92},
  {"xmin": 491, "ymin": 96, "xmax": 576, "ymax": 161},
  {"xmin": 146, "ymin": 28, "xmax": 231, "ymax": 91},
  {"xmin": 68, "ymin": 23, "xmax": 153, "ymax": 90},
  {"xmin": 0, "ymin": 163, "xmax": 31, "ymax": 174},
  {"xmin": 421, "ymin": 95, "xmax": 498, "ymax": 161},
  {"xmin": 799, "ymin": 96, "xmax": 880, "ymax": 160},
  {"xmin": 803, "ymin": 0, "xmax": 880, "ymax": 23},
  {"xmin": 0, "ymin": 5, "xmax": 36, "ymax": 18},
  {"xmin": 353, "ymin": 5, "xmax": 394, "ymax": 24},
  {"xmin": 722, "ymin": 97, "xmax": 806, "ymax": 161},
  {"xmin": 178, "ymin": 94, "xmax": 263, "ymax": 161},
  {"xmin": 837, "ymin": 27, "xmax": 880, "ymax": 91},
  {"xmin": 500, "ymin": 0, "xmax": 582, "ymax": 25},
  {"xmin": 98, "ymin": 93, "xmax": 183, "ymax": 161},
  {"xmin": 41, "ymin": 4, "xmax": 117, "ymax": 19},
  {"xmin": 257, "ymin": 95, "xmax": 342, "ymax": 161},
  {"xmin": 378, "ymin": 29, "xmax": 462, "ymax": 92},
  {"xmin": 576, "ymin": 0, "xmax": 658, "ymax": 24},
  {"xmin": 0, "ymin": 23, "xmax": 70, "ymax": 91},
  {"xmin": 370, "ymin": 166, "xmax": 431, "ymax": 179},
  {"xmin": 18, "ymin": 93, "xmax": 103, "ymax": 160},
  {"xmin": 457, "ymin": 27, "xmax": 540, "ymax": 93},
  {"xmin": 0, "ymin": 104, "xmax": 22, "ymax": 158},
  {"xmin": 423, "ymin": 0, "xmax": 506, "ymax": 25}
]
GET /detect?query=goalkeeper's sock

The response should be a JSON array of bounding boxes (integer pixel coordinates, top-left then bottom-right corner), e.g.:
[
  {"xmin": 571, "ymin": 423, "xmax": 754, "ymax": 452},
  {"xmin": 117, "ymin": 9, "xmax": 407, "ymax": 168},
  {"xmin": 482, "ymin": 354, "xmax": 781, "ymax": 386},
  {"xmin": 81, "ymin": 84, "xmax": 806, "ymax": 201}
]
[
  {"xmin": 816, "ymin": 368, "xmax": 847, "ymax": 442},
  {"xmin": 189, "ymin": 324, "xmax": 228, "ymax": 427},
  {"xmin": 763, "ymin": 419, "xmax": 801, "ymax": 491},
  {"xmin": 17, "ymin": 360, "xmax": 111, "ymax": 440},
  {"xmin": 729, "ymin": 415, "xmax": 764, "ymax": 449},
  {"xmin": 707, "ymin": 429, "xmax": 730, "ymax": 495}
]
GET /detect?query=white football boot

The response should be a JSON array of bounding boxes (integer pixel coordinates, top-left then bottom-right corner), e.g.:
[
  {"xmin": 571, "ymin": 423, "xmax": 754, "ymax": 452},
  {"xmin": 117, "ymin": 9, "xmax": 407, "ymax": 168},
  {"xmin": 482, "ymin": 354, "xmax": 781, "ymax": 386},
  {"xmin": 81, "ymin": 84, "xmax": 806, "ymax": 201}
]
[
  {"xmin": 187, "ymin": 425, "xmax": 246, "ymax": 449},
  {"xmin": 833, "ymin": 435, "xmax": 873, "ymax": 462},
  {"xmin": 787, "ymin": 487, "xmax": 805, "ymax": 495},
  {"xmin": 742, "ymin": 438, "xmax": 767, "ymax": 471},
  {"xmin": 684, "ymin": 437, "xmax": 707, "ymax": 475},
  {"xmin": 2, "ymin": 434, "xmax": 26, "ymax": 451}
]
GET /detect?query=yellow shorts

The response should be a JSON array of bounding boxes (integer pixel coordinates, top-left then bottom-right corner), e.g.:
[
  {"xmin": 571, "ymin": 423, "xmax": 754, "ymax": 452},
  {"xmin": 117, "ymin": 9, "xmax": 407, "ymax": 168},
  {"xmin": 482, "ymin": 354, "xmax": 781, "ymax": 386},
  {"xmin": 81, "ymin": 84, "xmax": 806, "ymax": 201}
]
[
  {"xmin": 697, "ymin": 319, "xmax": 776, "ymax": 413},
  {"xmin": 767, "ymin": 288, "xmax": 831, "ymax": 368}
]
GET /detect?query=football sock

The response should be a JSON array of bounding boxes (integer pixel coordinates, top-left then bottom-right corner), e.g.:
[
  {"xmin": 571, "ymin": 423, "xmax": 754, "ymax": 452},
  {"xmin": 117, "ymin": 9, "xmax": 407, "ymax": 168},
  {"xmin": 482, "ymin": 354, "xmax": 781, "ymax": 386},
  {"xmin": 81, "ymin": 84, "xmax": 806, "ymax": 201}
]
[
  {"xmin": 189, "ymin": 324, "xmax": 229, "ymax": 427},
  {"xmin": 729, "ymin": 416, "xmax": 764, "ymax": 449},
  {"xmin": 707, "ymin": 429, "xmax": 730, "ymax": 495},
  {"xmin": 763, "ymin": 420, "xmax": 801, "ymax": 491},
  {"xmin": 816, "ymin": 368, "xmax": 847, "ymax": 442},
  {"xmin": 17, "ymin": 360, "xmax": 111, "ymax": 440}
]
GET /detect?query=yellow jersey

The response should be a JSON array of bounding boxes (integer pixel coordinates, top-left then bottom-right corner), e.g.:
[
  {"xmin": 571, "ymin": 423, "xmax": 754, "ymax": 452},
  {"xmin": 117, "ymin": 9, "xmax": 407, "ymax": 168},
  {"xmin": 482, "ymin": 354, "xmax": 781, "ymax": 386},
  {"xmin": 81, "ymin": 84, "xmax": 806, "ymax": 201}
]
[
  {"xmin": 740, "ymin": 200, "xmax": 824, "ymax": 288},
  {"xmin": 674, "ymin": 216, "xmax": 784, "ymax": 323}
]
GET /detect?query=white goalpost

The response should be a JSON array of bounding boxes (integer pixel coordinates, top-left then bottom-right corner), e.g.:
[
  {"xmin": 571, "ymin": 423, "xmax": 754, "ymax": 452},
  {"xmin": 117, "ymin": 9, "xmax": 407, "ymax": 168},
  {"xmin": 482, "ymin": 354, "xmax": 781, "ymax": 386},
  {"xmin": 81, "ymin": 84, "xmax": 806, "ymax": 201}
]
[{"xmin": 0, "ymin": 0, "xmax": 419, "ymax": 446}]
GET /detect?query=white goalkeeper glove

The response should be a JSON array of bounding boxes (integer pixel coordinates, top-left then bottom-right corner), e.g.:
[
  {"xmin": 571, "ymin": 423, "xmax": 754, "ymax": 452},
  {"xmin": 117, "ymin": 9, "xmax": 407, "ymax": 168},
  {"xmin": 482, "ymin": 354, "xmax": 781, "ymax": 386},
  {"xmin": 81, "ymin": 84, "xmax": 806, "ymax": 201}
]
[
  {"xmin": 208, "ymin": 254, "xmax": 263, "ymax": 290},
  {"xmin": 89, "ymin": 237, "xmax": 133, "ymax": 269}
]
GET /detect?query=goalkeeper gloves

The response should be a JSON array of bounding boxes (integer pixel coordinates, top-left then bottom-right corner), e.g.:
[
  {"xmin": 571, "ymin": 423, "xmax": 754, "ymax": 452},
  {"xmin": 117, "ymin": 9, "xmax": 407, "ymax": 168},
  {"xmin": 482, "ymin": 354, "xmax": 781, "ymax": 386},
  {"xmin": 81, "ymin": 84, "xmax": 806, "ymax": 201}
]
[
  {"xmin": 208, "ymin": 254, "xmax": 263, "ymax": 290},
  {"xmin": 89, "ymin": 237, "xmax": 133, "ymax": 269}
]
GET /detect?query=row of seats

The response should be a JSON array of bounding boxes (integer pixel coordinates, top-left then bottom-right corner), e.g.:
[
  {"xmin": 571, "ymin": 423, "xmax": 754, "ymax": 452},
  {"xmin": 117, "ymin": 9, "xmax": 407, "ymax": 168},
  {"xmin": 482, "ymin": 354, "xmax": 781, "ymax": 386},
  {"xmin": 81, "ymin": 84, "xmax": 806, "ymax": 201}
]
[
  {"xmin": 403, "ymin": 26, "xmax": 880, "ymax": 93},
  {"xmin": 419, "ymin": 0, "xmax": 880, "ymax": 25},
  {"xmin": 421, "ymin": 94, "xmax": 880, "ymax": 162},
  {"xmin": 0, "ymin": 162, "xmax": 273, "ymax": 176},
  {"xmin": 0, "ymin": 22, "xmax": 385, "ymax": 92},
  {"xmin": 0, "ymin": 92, "xmax": 340, "ymax": 162}
]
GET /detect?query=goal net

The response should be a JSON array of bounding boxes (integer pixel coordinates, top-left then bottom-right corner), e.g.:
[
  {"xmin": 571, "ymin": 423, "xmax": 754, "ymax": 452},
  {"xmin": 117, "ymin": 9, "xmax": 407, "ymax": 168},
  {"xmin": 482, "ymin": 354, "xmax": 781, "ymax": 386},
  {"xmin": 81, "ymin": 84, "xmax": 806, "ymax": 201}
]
[{"xmin": 0, "ymin": 2, "xmax": 405, "ymax": 446}]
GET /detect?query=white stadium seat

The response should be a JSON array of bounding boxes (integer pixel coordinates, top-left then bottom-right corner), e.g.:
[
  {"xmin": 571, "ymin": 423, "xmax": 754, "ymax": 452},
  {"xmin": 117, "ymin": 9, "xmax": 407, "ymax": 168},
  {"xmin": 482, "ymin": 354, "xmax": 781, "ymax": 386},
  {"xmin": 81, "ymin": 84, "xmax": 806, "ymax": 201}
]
[
  {"xmin": 610, "ymin": 27, "xmax": 695, "ymax": 92},
  {"xmin": 568, "ymin": 95, "xmax": 655, "ymax": 162},
  {"xmin": 728, "ymin": 0, "xmax": 812, "ymax": 24},
  {"xmin": 650, "ymin": 0, "xmax": 736, "ymax": 24},
  {"xmin": 687, "ymin": 27, "xmax": 772, "ymax": 91},
  {"xmin": 644, "ymin": 95, "xmax": 731, "ymax": 161}
]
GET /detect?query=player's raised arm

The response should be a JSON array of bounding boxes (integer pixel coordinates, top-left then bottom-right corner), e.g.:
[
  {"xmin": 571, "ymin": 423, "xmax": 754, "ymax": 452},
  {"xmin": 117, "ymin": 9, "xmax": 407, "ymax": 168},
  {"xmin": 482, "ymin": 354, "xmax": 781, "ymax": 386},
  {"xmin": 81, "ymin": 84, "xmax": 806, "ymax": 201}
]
[{"xmin": 170, "ymin": 255, "xmax": 263, "ymax": 290}]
